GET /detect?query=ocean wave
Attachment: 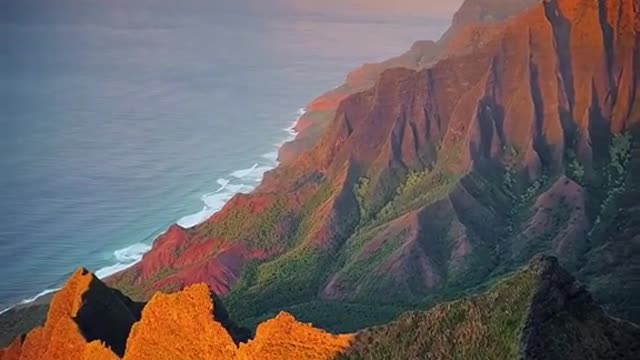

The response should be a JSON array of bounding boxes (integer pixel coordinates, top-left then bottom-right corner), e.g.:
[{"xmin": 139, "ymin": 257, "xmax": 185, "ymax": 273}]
[
  {"xmin": 0, "ymin": 110, "xmax": 307, "ymax": 315},
  {"xmin": 177, "ymin": 108, "xmax": 305, "ymax": 229},
  {"xmin": 0, "ymin": 287, "xmax": 62, "ymax": 315},
  {"xmin": 95, "ymin": 242, "xmax": 151, "ymax": 279},
  {"xmin": 177, "ymin": 182, "xmax": 256, "ymax": 228},
  {"xmin": 215, "ymin": 178, "xmax": 230, "ymax": 192},
  {"xmin": 231, "ymin": 163, "xmax": 259, "ymax": 179},
  {"xmin": 262, "ymin": 151, "xmax": 279, "ymax": 162},
  {"xmin": 113, "ymin": 242, "xmax": 152, "ymax": 263},
  {"xmin": 0, "ymin": 306, "xmax": 12, "ymax": 315},
  {"xmin": 0, "ymin": 241, "xmax": 153, "ymax": 314},
  {"xmin": 18, "ymin": 288, "xmax": 60, "ymax": 305},
  {"xmin": 229, "ymin": 164, "xmax": 271, "ymax": 182}
]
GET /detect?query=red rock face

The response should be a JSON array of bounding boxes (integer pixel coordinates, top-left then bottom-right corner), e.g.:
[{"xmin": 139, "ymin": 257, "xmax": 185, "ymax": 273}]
[
  {"xmin": 511, "ymin": 176, "xmax": 589, "ymax": 262},
  {"xmin": 107, "ymin": 0, "xmax": 639, "ymax": 325},
  {"xmin": 0, "ymin": 337, "xmax": 24, "ymax": 360}
]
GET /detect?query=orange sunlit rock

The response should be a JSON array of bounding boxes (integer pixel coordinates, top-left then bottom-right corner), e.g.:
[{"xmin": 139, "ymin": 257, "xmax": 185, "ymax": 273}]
[
  {"xmin": 123, "ymin": 284, "xmax": 237, "ymax": 360},
  {"xmin": 237, "ymin": 312, "xmax": 353, "ymax": 360}
]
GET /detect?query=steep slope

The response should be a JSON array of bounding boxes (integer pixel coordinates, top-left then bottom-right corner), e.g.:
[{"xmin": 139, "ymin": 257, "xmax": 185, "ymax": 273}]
[
  {"xmin": 279, "ymin": 0, "xmax": 539, "ymax": 163},
  {"xmin": 340, "ymin": 255, "xmax": 640, "ymax": 360},
  {"xmin": 0, "ymin": 304, "xmax": 48, "ymax": 350},
  {"xmin": 1, "ymin": 270, "xmax": 353, "ymax": 360},
  {"xmin": 235, "ymin": 312, "xmax": 352, "ymax": 360},
  {"xmin": 0, "ymin": 268, "xmax": 144, "ymax": 359},
  {"xmin": 2, "ymin": 257, "xmax": 638, "ymax": 359},
  {"xmin": 108, "ymin": 0, "xmax": 640, "ymax": 332}
]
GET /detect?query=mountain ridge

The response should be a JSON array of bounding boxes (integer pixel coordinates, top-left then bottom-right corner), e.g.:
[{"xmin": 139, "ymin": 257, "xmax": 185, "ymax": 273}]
[
  {"xmin": 1, "ymin": 0, "xmax": 638, "ymax": 350},
  {"xmin": 2, "ymin": 256, "xmax": 638, "ymax": 359},
  {"xmin": 106, "ymin": 0, "xmax": 640, "ymax": 333}
]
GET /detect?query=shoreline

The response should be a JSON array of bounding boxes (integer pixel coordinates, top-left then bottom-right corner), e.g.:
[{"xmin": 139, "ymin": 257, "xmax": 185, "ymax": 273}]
[{"xmin": 0, "ymin": 107, "xmax": 308, "ymax": 316}]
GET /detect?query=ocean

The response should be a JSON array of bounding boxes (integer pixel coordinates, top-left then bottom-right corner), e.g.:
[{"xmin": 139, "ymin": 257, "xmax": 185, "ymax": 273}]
[{"xmin": 0, "ymin": 0, "xmax": 449, "ymax": 311}]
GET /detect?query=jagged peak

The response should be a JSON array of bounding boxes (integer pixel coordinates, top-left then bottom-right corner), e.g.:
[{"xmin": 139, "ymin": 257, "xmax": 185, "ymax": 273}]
[
  {"xmin": 84, "ymin": 341, "xmax": 120, "ymax": 360},
  {"xmin": 123, "ymin": 283, "xmax": 238, "ymax": 360},
  {"xmin": 236, "ymin": 311, "xmax": 353, "ymax": 360},
  {"xmin": 47, "ymin": 267, "xmax": 95, "ymax": 322},
  {"xmin": 2, "ymin": 271, "xmax": 353, "ymax": 360},
  {"xmin": 4, "ymin": 260, "xmax": 639, "ymax": 359},
  {"xmin": 2, "ymin": 268, "xmax": 143, "ymax": 359}
]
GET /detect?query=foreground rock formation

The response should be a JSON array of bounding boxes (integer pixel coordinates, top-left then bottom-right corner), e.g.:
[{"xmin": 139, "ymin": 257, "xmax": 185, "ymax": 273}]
[
  {"xmin": 0, "ymin": 269, "xmax": 352, "ymax": 360},
  {"xmin": 2, "ymin": 256, "xmax": 638, "ymax": 359},
  {"xmin": 0, "ymin": 269, "xmax": 143, "ymax": 360},
  {"xmin": 340, "ymin": 256, "xmax": 640, "ymax": 359},
  {"xmin": 1, "ymin": 0, "xmax": 638, "ymax": 350}
]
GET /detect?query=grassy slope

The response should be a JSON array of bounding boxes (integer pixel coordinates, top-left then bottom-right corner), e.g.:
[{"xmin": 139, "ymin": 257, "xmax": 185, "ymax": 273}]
[
  {"xmin": 218, "ymin": 128, "xmax": 637, "ymax": 333},
  {"xmin": 339, "ymin": 257, "xmax": 640, "ymax": 360},
  {"xmin": 339, "ymin": 265, "xmax": 537, "ymax": 359}
]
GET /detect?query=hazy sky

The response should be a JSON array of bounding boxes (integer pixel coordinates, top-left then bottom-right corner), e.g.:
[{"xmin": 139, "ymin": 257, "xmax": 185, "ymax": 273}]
[{"xmin": 268, "ymin": 0, "xmax": 465, "ymax": 18}]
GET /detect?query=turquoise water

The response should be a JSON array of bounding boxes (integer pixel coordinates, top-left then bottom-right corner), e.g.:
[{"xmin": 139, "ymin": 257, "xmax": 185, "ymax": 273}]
[{"xmin": 0, "ymin": 0, "xmax": 448, "ymax": 310}]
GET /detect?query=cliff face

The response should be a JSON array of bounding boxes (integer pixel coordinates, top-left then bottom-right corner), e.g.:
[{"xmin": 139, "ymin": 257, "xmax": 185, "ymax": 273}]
[
  {"xmin": 107, "ymin": 0, "xmax": 640, "ymax": 332},
  {"xmin": 1, "ymin": 269, "xmax": 143, "ymax": 360},
  {"xmin": 279, "ymin": 0, "xmax": 540, "ymax": 163},
  {"xmin": 3, "ymin": 257, "xmax": 638, "ymax": 359},
  {"xmin": 1, "ymin": 270, "xmax": 353, "ymax": 360},
  {"xmin": 340, "ymin": 255, "xmax": 640, "ymax": 360}
]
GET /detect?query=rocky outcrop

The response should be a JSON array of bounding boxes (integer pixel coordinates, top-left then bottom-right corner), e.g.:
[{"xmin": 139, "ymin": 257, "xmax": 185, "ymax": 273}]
[
  {"xmin": 236, "ymin": 312, "xmax": 352, "ymax": 360},
  {"xmin": 439, "ymin": 0, "xmax": 539, "ymax": 45},
  {"xmin": 1, "ymin": 270, "xmax": 352, "ymax": 360},
  {"xmin": 6, "ymin": 257, "xmax": 636, "ymax": 359},
  {"xmin": 2, "ymin": 0, "xmax": 638, "ymax": 351},
  {"xmin": 279, "ymin": 0, "xmax": 540, "ymax": 164},
  {"xmin": 122, "ymin": 284, "xmax": 239, "ymax": 360},
  {"xmin": 519, "ymin": 256, "xmax": 640, "ymax": 359},
  {"xmin": 340, "ymin": 255, "xmax": 640, "ymax": 360},
  {"xmin": 0, "ymin": 268, "xmax": 144, "ymax": 359}
]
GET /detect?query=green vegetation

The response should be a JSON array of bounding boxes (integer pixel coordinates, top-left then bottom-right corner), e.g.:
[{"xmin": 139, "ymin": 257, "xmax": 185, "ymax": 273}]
[
  {"xmin": 201, "ymin": 197, "xmax": 288, "ymax": 249},
  {"xmin": 241, "ymin": 301, "xmax": 408, "ymax": 334},
  {"xmin": 502, "ymin": 144, "xmax": 520, "ymax": 192},
  {"xmin": 373, "ymin": 169, "xmax": 459, "ymax": 227},
  {"xmin": 292, "ymin": 183, "xmax": 333, "ymax": 242},
  {"xmin": 588, "ymin": 132, "xmax": 632, "ymax": 244},
  {"xmin": 564, "ymin": 129, "xmax": 585, "ymax": 185},
  {"xmin": 353, "ymin": 177, "xmax": 371, "ymax": 222},
  {"xmin": 225, "ymin": 245, "xmax": 331, "ymax": 323},
  {"xmin": 507, "ymin": 173, "xmax": 550, "ymax": 223},
  {"xmin": 216, "ymin": 128, "xmax": 637, "ymax": 333},
  {"xmin": 566, "ymin": 149, "xmax": 585, "ymax": 185},
  {"xmin": 224, "ymin": 184, "xmax": 336, "ymax": 322},
  {"xmin": 336, "ymin": 230, "xmax": 408, "ymax": 293},
  {"xmin": 339, "ymin": 268, "xmax": 537, "ymax": 360}
]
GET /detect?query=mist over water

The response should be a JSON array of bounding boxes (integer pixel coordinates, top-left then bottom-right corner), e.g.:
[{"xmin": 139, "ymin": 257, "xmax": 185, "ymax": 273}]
[{"xmin": 0, "ymin": 0, "xmax": 449, "ymax": 309}]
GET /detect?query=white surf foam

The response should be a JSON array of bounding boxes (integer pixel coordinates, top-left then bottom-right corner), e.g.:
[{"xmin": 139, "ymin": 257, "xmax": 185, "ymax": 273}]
[
  {"xmin": 262, "ymin": 151, "xmax": 278, "ymax": 162},
  {"xmin": 0, "ymin": 287, "xmax": 62, "ymax": 315},
  {"xmin": 177, "ymin": 108, "xmax": 305, "ymax": 229},
  {"xmin": 114, "ymin": 242, "xmax": 152, "ymax": 263},
  {"xmin": 18, "ymin": 287, "xmax": 60, "ymax": 304},
  {"xmin": 215, "ymin": 178, "xmax": 230, "ymax": 192},
  {"xmin": 177, "ymin": 181, "xmax": 256, "ymax": 229},
  {"xmin": 94, "ymin": 263, "xmax": 133, "ymax": 279},
  {"xmin": 0, "ymin": 242, "xmax": 152, "ymax": 315},
  {"xmin": 0, "ymin": 109, "xmax": 310, "ymax": 315},
  {"xmin": 95, "ymin": 242, "xmax": 152, "ymax": 279},
  {"xmin": 230, "ymin": 163, "xmax": 259, "ymax": 179},
  {"xmin": 173, "ymin": 108, "xmax": 306, "ymax": 230}
]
